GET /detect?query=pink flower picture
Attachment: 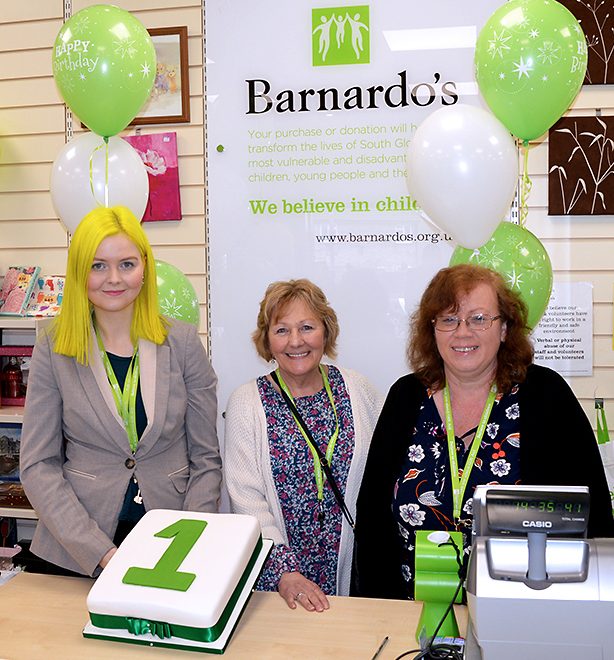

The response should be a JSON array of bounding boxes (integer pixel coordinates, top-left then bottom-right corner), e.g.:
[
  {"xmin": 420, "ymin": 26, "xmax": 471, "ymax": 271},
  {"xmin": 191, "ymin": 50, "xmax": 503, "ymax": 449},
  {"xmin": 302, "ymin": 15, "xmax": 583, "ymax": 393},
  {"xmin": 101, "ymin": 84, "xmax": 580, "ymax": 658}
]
[{"xmin": 123, "ymin": 132, "xmax": 182, "ymax": 222}]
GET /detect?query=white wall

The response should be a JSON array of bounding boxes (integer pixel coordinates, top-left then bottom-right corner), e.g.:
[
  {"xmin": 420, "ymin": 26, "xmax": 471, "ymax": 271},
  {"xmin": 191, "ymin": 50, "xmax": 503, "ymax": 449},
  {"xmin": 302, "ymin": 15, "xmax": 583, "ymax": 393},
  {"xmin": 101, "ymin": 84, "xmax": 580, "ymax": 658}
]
[{"xmin": 1, "ymin": 2, "xmax": 612, "ymax": 436}]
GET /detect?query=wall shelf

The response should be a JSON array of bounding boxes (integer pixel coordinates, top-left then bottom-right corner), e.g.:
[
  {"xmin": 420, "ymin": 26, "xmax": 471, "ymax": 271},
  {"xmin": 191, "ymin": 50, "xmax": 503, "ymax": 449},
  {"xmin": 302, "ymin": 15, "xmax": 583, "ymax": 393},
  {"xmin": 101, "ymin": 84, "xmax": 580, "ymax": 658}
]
[
  {"xmin": 0, "ymin": 317, "xmax": 37, "ymax": 330},
  {"xmin": 0, "ymin": 317, "xmax": 43, "ymax": 525},
  {"xmin": 0, "ymin": 407, "xmax": 24, "ymax": 424},
  {"xmin": 0, "ymin": 506, "xmax": 36, "ymax": 520}
]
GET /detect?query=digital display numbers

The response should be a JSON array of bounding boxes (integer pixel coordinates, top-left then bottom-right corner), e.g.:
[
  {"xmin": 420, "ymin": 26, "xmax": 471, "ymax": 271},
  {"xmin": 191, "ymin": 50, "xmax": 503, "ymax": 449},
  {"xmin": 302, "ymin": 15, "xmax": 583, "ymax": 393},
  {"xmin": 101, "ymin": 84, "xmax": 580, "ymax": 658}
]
[
  {"xmin": 485, "ymin": 489, "xmax": 590, "ymax": 536},
  {"xmin": 512, "ymin": 500, "xmax": 585, "ymax": 515}
]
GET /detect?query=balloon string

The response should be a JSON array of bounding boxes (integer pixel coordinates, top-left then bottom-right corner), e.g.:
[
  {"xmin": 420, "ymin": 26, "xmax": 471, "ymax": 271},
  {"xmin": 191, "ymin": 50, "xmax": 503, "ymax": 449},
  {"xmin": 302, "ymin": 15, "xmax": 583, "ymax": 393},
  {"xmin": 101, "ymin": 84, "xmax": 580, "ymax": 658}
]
[
  {"xmin": 519, "ymin": 141, "xmax": 532, "ymax": 229},
  {"xmin": 89, "ymin": 142, "xmax": 107, "ymax": 207},
  {"xmin": 104, "ymin": 137, "xmax": 109, "ymax": 208}
]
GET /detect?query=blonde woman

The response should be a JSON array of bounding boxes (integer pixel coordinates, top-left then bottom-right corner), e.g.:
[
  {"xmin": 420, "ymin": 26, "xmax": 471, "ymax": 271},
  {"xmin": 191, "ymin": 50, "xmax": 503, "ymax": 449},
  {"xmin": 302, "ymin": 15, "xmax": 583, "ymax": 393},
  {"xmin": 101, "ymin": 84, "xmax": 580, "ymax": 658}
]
[{"xmin": 20, "ymin": 206, "xmax": 221, "ymax": 577}]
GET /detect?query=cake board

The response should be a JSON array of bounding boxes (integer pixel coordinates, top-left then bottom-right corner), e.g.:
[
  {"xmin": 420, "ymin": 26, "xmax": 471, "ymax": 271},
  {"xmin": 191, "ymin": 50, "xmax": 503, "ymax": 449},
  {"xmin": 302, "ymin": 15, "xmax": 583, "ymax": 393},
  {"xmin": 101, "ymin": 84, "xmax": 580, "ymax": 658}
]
[{"xmin": 83, "ymin": 537, "xmax": 273, "ymax": 653}]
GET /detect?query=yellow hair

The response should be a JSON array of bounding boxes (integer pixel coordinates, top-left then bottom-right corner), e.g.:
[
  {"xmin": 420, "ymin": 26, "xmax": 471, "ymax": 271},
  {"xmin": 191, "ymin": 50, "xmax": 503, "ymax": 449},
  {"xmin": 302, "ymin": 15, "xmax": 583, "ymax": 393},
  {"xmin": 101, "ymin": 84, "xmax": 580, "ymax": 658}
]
[{"xmin": 52, "ymin": 206, "xmax": 168, "ymax": 364}]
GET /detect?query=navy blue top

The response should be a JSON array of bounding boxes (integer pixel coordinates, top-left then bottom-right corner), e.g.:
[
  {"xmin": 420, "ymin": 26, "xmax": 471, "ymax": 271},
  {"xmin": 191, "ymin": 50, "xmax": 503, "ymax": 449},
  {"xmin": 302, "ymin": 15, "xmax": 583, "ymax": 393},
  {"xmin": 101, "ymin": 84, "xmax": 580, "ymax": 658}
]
[
  {"xmin": 107, "ymin": 352, "xmax": 147, "ymax": 525},
  {"xmin": 392, "ymin": 386, "xmax": 522, "ymax": 597}
]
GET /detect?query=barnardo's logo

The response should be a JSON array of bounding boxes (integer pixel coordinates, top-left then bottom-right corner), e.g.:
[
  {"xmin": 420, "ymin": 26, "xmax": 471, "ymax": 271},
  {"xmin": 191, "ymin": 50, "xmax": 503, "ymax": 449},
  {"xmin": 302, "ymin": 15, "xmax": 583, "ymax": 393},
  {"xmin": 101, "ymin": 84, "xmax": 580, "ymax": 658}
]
[{"xmin": 312, "ymin": 6, "xmax": 370, "ymax": 66}]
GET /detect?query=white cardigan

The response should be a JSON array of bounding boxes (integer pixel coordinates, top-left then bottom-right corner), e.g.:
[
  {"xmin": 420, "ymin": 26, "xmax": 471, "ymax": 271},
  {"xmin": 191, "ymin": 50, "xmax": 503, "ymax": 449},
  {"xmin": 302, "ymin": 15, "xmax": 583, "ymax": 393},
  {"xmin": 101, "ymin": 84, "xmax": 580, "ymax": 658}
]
[{"xmin": 223, "ymin": 367, "xmax": 383, "ymax": 595}]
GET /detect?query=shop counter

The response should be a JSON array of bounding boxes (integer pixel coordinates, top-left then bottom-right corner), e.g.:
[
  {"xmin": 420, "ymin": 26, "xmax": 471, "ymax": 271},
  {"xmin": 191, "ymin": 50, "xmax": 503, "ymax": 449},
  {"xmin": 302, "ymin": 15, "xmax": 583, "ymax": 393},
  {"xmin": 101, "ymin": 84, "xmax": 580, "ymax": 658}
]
[{"xmin": 0, "ymin": 572, "xmax": 467, "ymax": 659}]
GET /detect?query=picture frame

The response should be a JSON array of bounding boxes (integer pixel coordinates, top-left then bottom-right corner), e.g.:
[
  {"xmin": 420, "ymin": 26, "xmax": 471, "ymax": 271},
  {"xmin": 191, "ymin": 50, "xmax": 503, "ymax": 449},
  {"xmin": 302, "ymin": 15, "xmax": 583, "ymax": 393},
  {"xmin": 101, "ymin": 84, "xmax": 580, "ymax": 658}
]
[
  {"xmin": 131, "ymin": 26, "xmax": 191, "ymax": 126},
  {"xmin": 0, "ymin": 422, "xmax": 22, "ymax": 482}
]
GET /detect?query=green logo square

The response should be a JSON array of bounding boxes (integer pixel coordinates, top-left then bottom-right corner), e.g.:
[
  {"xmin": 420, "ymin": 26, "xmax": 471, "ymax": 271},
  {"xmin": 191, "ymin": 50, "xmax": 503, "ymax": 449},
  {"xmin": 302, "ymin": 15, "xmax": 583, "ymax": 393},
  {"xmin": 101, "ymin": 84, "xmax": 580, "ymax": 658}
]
[{"xmin": 312, "ymin": 6, "xmax": 370, "ymax": 66}]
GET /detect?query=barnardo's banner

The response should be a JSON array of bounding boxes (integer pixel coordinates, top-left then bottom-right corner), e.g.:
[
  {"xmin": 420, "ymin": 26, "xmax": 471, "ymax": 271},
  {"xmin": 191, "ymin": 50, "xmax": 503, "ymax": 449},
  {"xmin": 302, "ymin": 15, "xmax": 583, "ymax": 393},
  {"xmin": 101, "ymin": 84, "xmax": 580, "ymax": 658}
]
[{"xmin": 206, "ymin": 0, "xmax": 503, "ymax": 409}]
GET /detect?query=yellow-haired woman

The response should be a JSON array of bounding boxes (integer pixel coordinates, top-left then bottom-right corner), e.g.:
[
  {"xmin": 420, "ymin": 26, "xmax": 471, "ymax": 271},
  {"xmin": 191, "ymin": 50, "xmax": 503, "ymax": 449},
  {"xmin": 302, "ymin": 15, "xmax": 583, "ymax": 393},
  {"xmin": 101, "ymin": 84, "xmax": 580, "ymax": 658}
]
[{"xmin": 20, "ymin": 206, "xmax": 221, "ymax": 576}]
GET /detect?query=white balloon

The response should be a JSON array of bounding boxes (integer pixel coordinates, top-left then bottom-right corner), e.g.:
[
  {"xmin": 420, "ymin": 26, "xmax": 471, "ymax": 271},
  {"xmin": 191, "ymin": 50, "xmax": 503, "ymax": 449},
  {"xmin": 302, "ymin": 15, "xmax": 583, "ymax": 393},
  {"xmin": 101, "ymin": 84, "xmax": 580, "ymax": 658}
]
[
  {"xmin": 50, "ymin": 133, "xmax": 149, "ymax": 234},
  {"xmin": 406, "ymin": 104, "xmax": 518, "ymax": 249}
]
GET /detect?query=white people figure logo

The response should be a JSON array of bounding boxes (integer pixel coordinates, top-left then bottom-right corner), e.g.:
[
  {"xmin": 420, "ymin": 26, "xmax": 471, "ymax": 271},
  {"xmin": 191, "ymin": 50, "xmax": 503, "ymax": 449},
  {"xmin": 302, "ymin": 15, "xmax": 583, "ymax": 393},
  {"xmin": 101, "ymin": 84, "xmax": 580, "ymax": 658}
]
[{"xmin": 312, "ymin": 6, "xmax": 370, "ymax": 66}]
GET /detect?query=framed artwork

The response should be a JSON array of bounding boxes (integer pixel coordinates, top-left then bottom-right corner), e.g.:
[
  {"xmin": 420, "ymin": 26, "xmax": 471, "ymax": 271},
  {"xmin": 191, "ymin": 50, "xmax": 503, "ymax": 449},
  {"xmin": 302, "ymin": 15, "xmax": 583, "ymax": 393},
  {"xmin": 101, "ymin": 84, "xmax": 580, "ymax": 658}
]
[
  {"xmin": 131, "ymin": 26, "xmax": 190, "ymax": 125},
  {"xmin": 123, "ymin": 132, "xmax": 182, "ymax": 222},
  {"xmin": 558, "ymin": 0, "xmax": 614, "ymax": 85},
  {"xmin": 549, "ymin": 115, "xmax": 614, "ymax": 215}
]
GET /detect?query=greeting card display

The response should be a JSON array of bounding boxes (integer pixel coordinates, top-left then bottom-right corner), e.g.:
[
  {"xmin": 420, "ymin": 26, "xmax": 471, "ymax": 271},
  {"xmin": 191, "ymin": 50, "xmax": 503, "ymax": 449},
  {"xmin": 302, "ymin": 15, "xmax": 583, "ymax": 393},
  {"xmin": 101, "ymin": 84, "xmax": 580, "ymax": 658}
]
[
  {"xmin": 0, "ymin": 266, "xmax": 41, "ymax": 316},
  {"xmin": 25, "ymin": 275, "xmax": 65, "ymax": 317},
  {"xmin": 84, "ymin": 510, "xmax": 272, "ymax": 653}
]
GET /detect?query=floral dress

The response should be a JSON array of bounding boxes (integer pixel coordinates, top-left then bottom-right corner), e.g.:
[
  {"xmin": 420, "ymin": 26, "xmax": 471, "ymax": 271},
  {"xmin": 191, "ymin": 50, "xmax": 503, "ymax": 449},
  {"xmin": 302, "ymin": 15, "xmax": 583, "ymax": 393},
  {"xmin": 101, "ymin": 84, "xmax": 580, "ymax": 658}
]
[
  {"xmin": 256, "ymin": 365, "xmax": 355, "ymax": 593},
  {"xmin": 392, "ymin": 385, "xmax": 522, "ymax": 598}
]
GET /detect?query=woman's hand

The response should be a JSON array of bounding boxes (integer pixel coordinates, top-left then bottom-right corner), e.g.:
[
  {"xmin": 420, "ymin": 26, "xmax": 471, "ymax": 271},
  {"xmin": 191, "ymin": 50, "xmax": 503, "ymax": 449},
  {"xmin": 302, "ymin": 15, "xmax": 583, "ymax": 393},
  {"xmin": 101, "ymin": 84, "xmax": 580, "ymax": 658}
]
[
  {"xmin": 99, "ymin": 547, "xmax": 117, "ymax": 569},
  {"xmin": 278, "ymin": 571, "xmax": 330, "ymax": 612}
]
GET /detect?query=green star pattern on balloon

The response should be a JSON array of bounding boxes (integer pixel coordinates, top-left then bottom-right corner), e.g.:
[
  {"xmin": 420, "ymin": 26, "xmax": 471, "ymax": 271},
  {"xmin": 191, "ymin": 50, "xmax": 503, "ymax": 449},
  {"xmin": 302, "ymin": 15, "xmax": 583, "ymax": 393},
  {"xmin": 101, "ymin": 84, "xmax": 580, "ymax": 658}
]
[
  {"xmin": 450, "ymin": 222, "xmax": 553, "ymax": 329},
  {"xmin": 475, "ymin": 0, "xmax": 588, "ymax": 141}
]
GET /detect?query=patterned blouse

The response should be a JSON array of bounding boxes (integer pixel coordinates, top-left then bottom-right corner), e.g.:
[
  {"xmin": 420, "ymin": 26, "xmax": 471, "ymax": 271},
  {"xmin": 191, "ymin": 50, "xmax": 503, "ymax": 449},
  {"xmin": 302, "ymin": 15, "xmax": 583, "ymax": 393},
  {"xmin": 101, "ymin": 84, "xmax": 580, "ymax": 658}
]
[
  {"xmin": 393, "ymin": 385, "xmax": 522, "ymax": 598},
  {"xmin": 256, "ymin": 365, "xmax": 355, "ymax": 593}
]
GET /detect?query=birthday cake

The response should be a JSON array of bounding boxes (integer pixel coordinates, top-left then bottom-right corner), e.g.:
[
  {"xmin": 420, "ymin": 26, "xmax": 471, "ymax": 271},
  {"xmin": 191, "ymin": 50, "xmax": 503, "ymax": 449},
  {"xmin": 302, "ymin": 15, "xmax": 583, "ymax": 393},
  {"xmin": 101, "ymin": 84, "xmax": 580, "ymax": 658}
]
[{"xmin": 84, "ymin": 509, "xmax": 272, "ymax": 653}]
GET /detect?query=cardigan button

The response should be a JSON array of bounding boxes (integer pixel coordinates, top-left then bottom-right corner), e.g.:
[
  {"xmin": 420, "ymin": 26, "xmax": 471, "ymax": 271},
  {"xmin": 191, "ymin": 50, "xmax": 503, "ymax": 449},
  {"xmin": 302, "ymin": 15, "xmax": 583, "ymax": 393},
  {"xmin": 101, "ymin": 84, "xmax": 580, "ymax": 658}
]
[{"xmin": 124, "ymin": 458, "xmax": 136, "ymax": 469}]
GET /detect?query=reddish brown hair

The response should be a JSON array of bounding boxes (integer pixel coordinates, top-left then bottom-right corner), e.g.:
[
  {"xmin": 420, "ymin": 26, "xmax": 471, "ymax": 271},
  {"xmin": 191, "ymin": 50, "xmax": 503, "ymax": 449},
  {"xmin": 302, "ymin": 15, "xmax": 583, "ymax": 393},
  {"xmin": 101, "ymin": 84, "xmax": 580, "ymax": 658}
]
[{"xmin": 408, "ymin": 264, "xmax": 533, "ymax": 392}]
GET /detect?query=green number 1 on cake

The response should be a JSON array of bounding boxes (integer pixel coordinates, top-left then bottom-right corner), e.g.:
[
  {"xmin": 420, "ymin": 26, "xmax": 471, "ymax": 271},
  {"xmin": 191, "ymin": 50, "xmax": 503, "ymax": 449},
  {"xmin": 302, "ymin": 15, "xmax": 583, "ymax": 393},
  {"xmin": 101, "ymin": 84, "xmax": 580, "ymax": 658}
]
[{"xmin": 123, "ymin": 519, "xmax": 208, "ymax": 591}]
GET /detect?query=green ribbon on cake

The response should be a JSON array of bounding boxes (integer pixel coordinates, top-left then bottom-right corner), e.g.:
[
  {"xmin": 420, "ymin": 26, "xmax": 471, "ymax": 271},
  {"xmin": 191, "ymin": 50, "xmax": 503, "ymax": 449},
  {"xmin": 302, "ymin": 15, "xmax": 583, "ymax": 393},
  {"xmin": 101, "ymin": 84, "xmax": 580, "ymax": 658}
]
[
  {"xmin": 90, "ymin": 536, "xmax": 263, "ymax": 643},
  {"xmin": 126, "ymin": 618, "xmax": 172, "ymax": 638}
]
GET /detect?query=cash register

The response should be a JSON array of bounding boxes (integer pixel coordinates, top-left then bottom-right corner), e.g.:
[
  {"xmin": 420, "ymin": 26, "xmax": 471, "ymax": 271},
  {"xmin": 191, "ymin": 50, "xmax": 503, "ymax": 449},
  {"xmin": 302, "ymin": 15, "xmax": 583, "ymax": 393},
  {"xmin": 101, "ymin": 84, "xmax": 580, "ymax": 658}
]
[{"xmin": 464, "ymin": 484, "xmax": 614, "ymax": 660}]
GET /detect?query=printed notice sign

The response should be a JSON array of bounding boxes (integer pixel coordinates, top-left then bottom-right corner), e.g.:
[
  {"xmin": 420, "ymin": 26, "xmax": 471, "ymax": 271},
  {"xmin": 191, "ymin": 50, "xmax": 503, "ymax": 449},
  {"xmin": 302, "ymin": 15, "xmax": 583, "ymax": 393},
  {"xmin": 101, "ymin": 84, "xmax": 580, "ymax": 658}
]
[
  {"xmin": 206, "ymin": 0, "xmax": 504, "ymax": 410},
  {"xmin": 533, "ymin": 282, "xmax": 593, "ymax": 376}
]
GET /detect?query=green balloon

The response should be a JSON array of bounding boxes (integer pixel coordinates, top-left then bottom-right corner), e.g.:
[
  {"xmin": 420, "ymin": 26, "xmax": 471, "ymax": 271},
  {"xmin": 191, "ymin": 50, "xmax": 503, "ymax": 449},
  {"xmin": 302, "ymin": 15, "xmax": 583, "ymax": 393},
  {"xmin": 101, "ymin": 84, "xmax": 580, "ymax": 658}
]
[
  {"xmin": 52, "ymin": 5, "xmax": 155, "ymax": 138},
  {"xmin": 450, "ymin": 222, "xmax": 552, "ymax": 329},
  {"xmin": 155, "ymin": 260, "xmax": 200, "ymax": 326},
  {"xmin": 475, "ymin": 0, "xmax": 587, "ymax": 142}
]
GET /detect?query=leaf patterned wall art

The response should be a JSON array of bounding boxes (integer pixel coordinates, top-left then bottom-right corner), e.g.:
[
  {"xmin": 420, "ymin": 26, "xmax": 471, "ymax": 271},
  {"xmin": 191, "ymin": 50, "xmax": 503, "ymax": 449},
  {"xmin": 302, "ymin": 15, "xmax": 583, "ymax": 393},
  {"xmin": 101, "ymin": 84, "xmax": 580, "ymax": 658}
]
[
  {"xmin": 549, "ymin": 115, "xmax": 614, "ymax": 215},
  {"xmin": 558, "ymin": 0, "xmax": 614, "ymax": 84}
]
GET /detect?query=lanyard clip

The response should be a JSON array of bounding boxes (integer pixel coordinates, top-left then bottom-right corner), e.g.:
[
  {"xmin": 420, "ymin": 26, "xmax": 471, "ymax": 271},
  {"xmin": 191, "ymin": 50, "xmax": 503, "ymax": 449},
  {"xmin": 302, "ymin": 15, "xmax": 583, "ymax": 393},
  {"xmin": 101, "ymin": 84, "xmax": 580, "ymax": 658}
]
[{"xmin": 317, "ymin": 501, "xmax": 325, "ymax": 525}]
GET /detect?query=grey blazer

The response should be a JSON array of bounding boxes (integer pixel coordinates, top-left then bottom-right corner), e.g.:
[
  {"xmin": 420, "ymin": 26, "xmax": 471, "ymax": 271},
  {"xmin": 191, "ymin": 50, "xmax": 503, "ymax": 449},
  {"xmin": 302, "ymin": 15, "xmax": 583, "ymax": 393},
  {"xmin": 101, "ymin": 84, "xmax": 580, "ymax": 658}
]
[{"xmin": 20, "ymin": 319, "xmax": 222, "ymax": 576}]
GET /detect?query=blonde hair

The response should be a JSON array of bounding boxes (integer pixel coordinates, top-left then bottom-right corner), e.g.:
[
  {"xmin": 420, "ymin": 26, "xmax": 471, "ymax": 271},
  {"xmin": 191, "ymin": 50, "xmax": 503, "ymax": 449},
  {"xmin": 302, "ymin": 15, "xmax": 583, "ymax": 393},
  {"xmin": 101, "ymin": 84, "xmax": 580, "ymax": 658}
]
[
  {"xmin": 52, "ymin": 206, "xmax": 167, "ymax": 364},
  {"xmin": 252, "ymin": 279, "xmax": 339, "ymax": 361}
]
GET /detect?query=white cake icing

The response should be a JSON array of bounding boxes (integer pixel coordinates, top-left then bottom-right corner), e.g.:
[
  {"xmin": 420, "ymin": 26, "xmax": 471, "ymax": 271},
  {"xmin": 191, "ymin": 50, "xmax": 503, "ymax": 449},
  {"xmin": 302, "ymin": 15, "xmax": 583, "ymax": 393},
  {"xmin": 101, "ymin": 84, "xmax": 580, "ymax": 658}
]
[{"xmin": 87, "ymin": 510, "xmax": 262, "ymax": 634}]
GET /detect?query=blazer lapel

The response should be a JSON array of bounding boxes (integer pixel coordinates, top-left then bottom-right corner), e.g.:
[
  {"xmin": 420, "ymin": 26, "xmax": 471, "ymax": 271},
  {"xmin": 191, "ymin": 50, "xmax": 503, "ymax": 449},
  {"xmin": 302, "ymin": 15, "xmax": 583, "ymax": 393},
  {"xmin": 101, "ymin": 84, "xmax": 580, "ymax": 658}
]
[
  {"xmin": 76, "ymin": 326, "xmax": 127, "ymax": 451},
  {"xmin": 137, "ymin": 337, "xmax": 170, "ymax": 452}
]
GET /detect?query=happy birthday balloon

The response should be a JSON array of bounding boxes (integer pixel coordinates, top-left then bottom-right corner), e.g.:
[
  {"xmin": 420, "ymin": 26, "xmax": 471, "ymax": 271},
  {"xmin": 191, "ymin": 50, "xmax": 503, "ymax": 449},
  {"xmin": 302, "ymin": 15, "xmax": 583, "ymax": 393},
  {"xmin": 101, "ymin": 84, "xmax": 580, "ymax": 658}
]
[
  {"xmin": 475, "ymin": 0, "xmax": 587, "ymax": 142},
  {"xmin": 52, "ymin": 5, "xmax": 155, "ymax": 137},
  {"xmin": 450, "ymin": 221, "xmax": 553, "ymax": 328}
]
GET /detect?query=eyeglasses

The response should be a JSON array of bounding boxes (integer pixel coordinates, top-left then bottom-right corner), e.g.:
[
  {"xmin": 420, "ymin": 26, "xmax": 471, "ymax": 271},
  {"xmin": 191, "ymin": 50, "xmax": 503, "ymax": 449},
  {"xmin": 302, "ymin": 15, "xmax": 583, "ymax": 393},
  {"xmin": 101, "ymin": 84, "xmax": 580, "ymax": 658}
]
[{"xmin": 432, "ymin": 314, "xmax": 502, "ymax": 332}]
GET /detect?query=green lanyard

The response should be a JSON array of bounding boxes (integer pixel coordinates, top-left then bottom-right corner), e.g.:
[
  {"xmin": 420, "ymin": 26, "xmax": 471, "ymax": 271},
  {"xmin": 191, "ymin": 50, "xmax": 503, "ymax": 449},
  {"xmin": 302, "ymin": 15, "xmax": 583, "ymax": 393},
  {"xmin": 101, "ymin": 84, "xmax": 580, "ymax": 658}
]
[
  {"xmin": 596, "ymin": 398, "xmax": 610, "ymax": 445},
  {"xmin": 275, "ymin": 365, "xmax": 339, "ymax": 505},
  {"xmin": 95, "ymin": 328, "xmax": 140, "ymax": 454},
  {"xmin": 443, "ymin": 383, "xmax": 497, "ymax": 521}
]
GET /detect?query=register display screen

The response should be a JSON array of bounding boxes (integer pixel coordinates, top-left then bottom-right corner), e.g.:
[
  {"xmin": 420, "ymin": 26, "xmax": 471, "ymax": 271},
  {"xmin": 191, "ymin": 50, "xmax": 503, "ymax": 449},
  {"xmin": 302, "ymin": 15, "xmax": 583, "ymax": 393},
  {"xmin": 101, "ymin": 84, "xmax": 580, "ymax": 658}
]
[{"xmin": 485, "ymin": 489, "xmax": 590, "ymax": 536}]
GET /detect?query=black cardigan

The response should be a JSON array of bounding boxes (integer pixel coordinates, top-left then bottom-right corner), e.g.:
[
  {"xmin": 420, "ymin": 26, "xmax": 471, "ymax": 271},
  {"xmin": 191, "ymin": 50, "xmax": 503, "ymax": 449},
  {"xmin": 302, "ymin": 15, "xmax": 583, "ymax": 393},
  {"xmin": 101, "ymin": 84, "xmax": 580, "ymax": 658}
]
[{"xmin": 352, "ymin": 364, "xmax": 614, "ymax": 599}]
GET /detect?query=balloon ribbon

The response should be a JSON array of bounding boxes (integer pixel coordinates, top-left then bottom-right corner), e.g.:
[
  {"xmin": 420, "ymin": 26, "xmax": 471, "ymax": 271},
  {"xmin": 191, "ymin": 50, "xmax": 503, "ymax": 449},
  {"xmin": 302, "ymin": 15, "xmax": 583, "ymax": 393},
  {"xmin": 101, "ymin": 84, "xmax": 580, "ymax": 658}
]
[
  {"xmin": 89, "ymin": 137, "xmax": 110, "ymax": 208},
  {"xmin": 519, "ymin": 140, "xmax": 532, "ymax": 228}
]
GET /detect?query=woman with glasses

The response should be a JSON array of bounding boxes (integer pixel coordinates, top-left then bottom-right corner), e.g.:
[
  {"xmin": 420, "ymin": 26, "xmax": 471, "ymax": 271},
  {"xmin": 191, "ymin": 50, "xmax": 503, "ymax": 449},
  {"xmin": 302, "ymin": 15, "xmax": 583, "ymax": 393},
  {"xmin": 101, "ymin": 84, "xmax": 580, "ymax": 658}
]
[{"xmin": 352, "ymin": 263, "xmax": 613, "ymax": 599}]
